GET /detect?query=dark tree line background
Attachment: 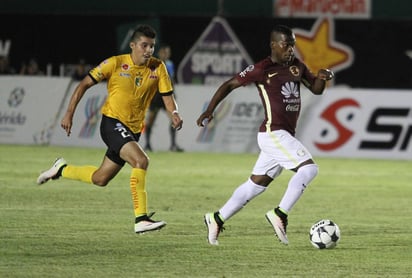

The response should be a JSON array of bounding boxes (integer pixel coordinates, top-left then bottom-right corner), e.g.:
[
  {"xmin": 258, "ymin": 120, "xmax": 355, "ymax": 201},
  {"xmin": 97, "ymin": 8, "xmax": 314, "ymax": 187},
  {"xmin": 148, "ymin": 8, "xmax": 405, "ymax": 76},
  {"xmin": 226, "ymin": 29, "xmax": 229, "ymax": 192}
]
[{"xmin": 1, "ymin": 14, "xmax": 412, "ymax": 89}]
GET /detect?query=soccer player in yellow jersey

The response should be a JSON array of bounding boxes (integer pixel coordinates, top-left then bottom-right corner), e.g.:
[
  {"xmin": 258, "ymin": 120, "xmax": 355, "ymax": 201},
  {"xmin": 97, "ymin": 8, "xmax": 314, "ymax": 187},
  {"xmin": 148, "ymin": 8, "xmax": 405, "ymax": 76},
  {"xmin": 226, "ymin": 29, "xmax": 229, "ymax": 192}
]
[{"xmin": 37, "ymin": 24, "xmax": 183, "ymax": 233}]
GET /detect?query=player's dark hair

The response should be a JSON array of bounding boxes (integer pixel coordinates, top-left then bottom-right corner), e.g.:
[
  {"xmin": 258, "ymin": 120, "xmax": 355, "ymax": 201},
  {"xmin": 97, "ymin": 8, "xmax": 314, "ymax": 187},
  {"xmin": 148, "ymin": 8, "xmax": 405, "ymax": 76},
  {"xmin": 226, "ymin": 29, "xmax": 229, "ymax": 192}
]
[
  {"xmin": 130, "ymin": 24, "xmax": 156, "ymax": 42},
  {"xmin": 270, "ymin": 25, "xmax": 293, "ymax": 41}
]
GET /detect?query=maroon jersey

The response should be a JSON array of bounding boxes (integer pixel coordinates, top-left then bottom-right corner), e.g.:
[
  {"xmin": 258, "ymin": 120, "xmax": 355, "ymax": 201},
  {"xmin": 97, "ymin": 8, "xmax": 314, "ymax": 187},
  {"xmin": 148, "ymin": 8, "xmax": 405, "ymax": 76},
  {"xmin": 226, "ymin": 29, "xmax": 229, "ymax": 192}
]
[{"xmin": 235, "ymin": 57, "xmax": 316, "ymax": 136}]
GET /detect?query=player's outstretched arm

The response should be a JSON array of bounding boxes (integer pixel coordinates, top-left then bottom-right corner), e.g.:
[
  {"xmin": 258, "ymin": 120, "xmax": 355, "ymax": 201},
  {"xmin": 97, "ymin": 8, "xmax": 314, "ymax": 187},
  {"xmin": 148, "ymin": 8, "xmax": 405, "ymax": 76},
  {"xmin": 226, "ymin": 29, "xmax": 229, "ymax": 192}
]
[
  {"xmin": 61, "ymin": 75, "xmax": 95, "ymax": 136},
  {"xmin": 196, "ymin": 77, "xmax": 241, "ymax": 127}
]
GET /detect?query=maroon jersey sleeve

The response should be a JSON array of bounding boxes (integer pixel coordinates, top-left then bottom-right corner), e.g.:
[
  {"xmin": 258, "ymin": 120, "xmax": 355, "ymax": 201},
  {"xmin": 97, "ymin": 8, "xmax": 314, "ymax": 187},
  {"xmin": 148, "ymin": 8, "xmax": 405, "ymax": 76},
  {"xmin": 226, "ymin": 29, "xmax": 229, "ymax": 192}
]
[{"xmin": 235, "ymin": 64, "xmax": 265, "ymax": 86}]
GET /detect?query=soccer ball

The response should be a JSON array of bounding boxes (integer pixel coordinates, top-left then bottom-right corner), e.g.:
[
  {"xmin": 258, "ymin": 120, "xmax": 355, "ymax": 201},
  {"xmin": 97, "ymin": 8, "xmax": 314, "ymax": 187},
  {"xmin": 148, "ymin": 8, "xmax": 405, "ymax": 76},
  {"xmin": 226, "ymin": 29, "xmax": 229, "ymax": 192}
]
[{"xmin": 309, "ymin": 219, "xmax": 340, "ymax": 249}]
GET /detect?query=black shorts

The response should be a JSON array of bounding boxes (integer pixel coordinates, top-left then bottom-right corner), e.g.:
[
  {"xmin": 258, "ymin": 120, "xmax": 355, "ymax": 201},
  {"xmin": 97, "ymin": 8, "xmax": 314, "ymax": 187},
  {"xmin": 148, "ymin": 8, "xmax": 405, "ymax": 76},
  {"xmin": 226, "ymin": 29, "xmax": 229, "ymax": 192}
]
[{"xmin": 100, "ymin": 115, "xmax": 141, "ymax": 166}]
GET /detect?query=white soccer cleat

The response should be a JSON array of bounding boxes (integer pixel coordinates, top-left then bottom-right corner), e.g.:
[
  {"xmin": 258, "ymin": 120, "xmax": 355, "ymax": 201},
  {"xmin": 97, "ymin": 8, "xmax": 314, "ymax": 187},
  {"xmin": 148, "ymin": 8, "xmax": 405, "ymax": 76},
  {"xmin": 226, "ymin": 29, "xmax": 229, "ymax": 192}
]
[
  {"xmin": 37, "ymin": 157, "xmax": 67, "ymax": 185},
  {"xmin": 204, "ymin": 212, "xmax": 223, "ymax": 246},
  {"xmin": 134, "ymin": 214, "xmax": 166, "ymax": 234},
  {"xmin": 265, "ymin": 208, "xmax": 289, "ymax": 245}
]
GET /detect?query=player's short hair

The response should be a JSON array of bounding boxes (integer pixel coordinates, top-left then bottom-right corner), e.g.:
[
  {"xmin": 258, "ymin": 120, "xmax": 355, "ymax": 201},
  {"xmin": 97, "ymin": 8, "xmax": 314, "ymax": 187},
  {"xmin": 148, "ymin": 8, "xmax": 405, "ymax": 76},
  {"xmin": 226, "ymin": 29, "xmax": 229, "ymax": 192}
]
[
  {"xmin": 270, "ymin": 25, "xmax": 294, "ymax": 42},
  {"xmin": 130, "ymin": 24, "xmax": 156, "ymax": 42}
]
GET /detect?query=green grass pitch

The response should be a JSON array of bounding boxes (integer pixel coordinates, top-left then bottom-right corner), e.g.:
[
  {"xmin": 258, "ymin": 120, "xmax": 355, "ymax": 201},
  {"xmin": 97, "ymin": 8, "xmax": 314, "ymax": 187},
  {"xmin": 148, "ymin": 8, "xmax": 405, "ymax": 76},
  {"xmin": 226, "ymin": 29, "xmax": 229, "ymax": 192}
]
[{"xmin": 1, "ymin": 144, "xmax": 411, "ymax": 277}]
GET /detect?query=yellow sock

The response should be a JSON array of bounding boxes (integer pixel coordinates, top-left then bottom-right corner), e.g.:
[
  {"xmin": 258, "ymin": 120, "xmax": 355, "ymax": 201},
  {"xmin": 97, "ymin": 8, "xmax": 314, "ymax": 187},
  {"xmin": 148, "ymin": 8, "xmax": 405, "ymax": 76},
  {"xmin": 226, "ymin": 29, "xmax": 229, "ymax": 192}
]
[
  {"xmin": 62, "ymin": 165, "xmax": 97, "ymax": 184},
  {"xmin": 130, "ymin": 168, "xmax": 147, "ymax": 217}
]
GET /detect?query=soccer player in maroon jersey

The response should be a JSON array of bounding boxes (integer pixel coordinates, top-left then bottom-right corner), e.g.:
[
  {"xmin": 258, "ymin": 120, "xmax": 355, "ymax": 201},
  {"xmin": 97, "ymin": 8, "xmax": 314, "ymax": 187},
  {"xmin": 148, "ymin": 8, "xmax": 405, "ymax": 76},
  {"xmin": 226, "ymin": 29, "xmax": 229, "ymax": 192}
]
[{"xmin": 197, "ymin": 25, "xmax": 334, "ymax": 246}]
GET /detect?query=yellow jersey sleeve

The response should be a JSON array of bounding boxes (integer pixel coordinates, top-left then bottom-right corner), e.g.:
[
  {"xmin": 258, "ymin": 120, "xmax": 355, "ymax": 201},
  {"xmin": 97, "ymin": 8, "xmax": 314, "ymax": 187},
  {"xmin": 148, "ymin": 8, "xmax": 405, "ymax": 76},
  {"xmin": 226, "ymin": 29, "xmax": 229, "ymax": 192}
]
[
  {"xmin": 89, "ymin": 56, "xmax": 117, "ymax": 82},
  {"xmin": 89, "ymin": 54, "xmax": 173, "ymax": 133}
]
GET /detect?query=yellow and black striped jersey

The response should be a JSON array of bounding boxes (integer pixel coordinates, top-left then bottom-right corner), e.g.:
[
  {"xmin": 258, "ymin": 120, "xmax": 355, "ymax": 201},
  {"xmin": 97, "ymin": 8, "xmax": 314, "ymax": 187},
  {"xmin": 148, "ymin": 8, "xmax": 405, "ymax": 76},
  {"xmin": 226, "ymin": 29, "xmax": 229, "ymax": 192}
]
[{"xmin": 89, "ymin": 54, "xmax": 173, "ymax": 133}]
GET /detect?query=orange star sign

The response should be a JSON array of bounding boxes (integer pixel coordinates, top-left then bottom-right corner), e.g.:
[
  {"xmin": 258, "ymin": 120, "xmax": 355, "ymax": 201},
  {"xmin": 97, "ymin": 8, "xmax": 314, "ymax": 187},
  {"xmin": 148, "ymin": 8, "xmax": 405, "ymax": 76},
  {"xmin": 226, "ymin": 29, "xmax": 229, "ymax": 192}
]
[{"xmin": 294, "ymin": 18, "xmax": 353, "ymax": 76}]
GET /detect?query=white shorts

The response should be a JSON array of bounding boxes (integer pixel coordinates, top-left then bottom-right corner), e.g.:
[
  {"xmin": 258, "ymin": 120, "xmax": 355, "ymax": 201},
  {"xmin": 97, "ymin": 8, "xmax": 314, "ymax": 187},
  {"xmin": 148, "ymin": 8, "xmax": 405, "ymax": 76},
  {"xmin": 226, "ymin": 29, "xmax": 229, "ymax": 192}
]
[{"xmin": 252, "ymin": 130, "xmax": 313, "ymax": 178}]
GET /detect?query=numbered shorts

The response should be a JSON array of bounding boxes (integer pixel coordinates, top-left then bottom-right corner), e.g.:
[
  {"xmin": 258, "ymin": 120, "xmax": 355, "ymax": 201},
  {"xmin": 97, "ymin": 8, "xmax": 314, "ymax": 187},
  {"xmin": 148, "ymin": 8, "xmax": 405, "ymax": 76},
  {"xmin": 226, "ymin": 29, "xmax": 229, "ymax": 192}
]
[
  {"xmin": 100, "ymin": 115, "xmax": 141, "ymax": 166},
  {"xmin": 252, "ymin": 130, "xmax": 313, "ymax": 178}
]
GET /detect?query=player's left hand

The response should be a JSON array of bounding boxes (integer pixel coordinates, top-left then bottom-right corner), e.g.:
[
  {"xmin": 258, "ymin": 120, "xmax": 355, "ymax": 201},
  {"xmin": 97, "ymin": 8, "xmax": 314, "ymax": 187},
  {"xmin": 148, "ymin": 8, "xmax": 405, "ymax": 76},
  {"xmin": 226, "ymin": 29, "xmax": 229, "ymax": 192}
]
[{"xmin": 317, "ymin": 69, "xmax": 335, "ymax": 81}]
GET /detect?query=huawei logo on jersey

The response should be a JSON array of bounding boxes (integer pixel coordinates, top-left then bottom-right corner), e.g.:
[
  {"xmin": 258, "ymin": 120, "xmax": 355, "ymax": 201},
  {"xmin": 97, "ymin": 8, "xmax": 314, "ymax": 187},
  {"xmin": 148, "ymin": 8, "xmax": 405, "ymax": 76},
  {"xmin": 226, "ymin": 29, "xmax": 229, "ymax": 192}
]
[
  {"xmin": 281, "ymin": 82, "xmax": 299, "ymax": 98},
  {"xmin": 122, "ymin": 64, "xmax": 130, "ymax": 71},
  {"xmin": 289, "ymin": 66, "xmax": 299, "ymax": 76}
]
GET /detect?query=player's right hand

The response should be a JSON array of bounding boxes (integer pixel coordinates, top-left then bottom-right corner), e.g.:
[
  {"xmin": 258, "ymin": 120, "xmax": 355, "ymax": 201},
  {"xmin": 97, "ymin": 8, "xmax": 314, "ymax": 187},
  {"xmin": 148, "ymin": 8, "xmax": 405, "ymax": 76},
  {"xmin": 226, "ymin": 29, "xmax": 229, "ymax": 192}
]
[
  {"xmin": 60, "ymin": 113, "xmax": 73, "ymax": 137},
  {"xmin": 196, "ymin": 112, "xmax": 213, "ymax": 127},
  {"xmin": 318, "ymin": 69, "xmax": 334, "ymax": 81}
]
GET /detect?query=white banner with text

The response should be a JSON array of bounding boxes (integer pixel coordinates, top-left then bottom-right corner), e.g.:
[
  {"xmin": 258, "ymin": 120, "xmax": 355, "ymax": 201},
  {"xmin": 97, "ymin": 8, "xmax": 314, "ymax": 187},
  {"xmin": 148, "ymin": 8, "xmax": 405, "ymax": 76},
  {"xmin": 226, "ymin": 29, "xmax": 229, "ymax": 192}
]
[
  {"xmin": 0, "ymin": 76, "xmax": 70, "ymax": 145},
  {"xmin": 1, "ymin": 77, "xmax": 411, "ymax": 160},
  {"xmin": 298, "ymin": 87, "xmax": 412, "ymax": 159}
]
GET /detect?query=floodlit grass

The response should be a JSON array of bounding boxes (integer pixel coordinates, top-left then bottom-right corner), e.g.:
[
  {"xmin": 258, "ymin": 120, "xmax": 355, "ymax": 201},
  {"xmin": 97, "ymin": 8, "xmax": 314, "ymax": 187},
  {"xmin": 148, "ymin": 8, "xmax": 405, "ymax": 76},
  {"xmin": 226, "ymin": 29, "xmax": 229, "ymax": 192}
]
[{"xmin": 1, "ymin": 144, "xmax": 411, "ymax": 277}]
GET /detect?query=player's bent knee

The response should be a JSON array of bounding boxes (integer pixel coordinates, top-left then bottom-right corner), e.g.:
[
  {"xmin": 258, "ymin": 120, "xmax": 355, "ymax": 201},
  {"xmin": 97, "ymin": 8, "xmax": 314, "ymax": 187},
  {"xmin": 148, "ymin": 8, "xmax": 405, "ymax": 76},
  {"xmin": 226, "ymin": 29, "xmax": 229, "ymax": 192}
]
[
  {"xmin": 299, "ymin": 164, "xmax": 319, "ymax": 180},
  {"xmin": 129, "ymin": 156, "xmax": 149, "ymax": 169},
  {"xmin": 91, "ymin": 175, "xmax": 111, "ymax": 187}
]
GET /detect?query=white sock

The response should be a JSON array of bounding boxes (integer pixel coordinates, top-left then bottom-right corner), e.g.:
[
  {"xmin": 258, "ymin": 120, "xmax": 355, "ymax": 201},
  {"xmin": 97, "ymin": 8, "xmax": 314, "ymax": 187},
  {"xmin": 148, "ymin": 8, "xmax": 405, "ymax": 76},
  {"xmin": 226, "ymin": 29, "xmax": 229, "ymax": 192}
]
[
  {"xmin": 219, "ymin": 178, "xmax": 266, "ymax": 221},
  {"xmin": 279, "ymin": 164, "xmax": 318, "ymax": 213}
]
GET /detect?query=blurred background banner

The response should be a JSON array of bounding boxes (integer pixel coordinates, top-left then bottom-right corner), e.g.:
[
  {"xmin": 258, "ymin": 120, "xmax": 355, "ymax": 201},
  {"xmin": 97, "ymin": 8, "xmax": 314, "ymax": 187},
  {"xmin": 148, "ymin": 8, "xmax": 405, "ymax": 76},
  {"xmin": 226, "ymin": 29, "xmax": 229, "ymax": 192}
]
[
  {"xmin": 49, "ymin": 82, "xmax": 107, "ymax": 148},
  {"xmin": 274, "ymin": 0, "xmax": 372, "ymax": 19},
  {"xmin": 177, "ymin": 16, "xmax": 253, "ymax": 85},
  {"xmin": 0, "ymin": 76, "xmax": 71, "ymax": 145},
  {"xmin": 298, "ymin": 88, "xmax": 412, "ymax": 160},
  {"xmin": 1, "ymin": 79, "xmax": 412, "ymax": 159}
]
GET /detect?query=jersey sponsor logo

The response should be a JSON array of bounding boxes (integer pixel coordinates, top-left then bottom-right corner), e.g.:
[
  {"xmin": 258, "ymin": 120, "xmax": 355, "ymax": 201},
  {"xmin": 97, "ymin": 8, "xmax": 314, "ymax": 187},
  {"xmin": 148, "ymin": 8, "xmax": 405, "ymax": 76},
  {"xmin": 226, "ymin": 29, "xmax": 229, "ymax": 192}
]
[
  {"xmin": 268, "ymin": 72, "xmax": 278, "ymax": 78},
  {"xmin": 286, "ymin": 104, "xmax": 300, "ymax": 112},
  {"xmin": 121, "ymin": 63, "xmax": 130, "ymax": 71},
  {"xmin": 149, "ymin": 68, "xmax": 158, "ymax": 79},
  {"xmin": 239, "ymin": 65, "xmax": 254, "ymax": 78},
  {"xmin": 281, "ymin": 82, "xmax": 299, "ymax": 99}
]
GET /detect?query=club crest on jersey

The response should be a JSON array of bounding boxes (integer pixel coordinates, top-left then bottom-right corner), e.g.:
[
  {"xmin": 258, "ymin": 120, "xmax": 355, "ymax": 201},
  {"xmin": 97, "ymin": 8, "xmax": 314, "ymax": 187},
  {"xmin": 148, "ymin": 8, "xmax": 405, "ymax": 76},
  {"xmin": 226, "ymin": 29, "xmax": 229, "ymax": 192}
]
[
  {"xmin": 135, "ymin": 77, "xmax": 143, "ymax": 86},
  {"xmin": 289, "ymin": 66, "xmax": 299, "ymax": 76},
  {"xmin": 134, "ymin": 72, "xmax": 144, "ymax": 86}
]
